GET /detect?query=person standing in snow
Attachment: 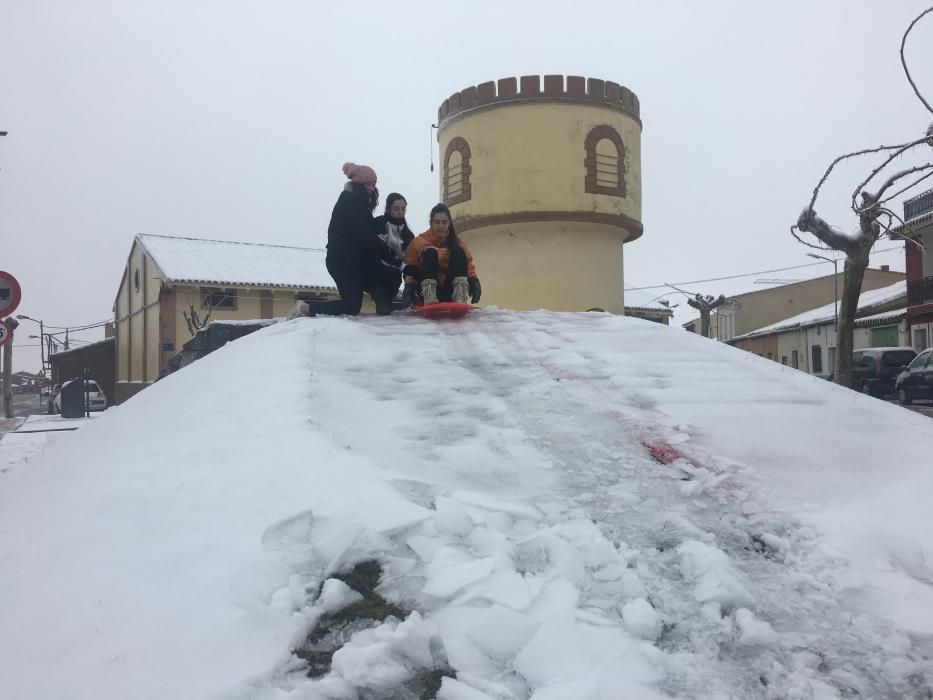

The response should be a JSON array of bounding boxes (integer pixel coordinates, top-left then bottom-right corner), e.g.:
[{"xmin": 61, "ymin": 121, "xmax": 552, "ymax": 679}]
[
  {"xmin": 293, "ymin": 162, "xmax": 397, "ymax": 317},
  {"xmin": 400, "ymin": 203, "xmax": 482, "ymax": 307},
  {"xmin": 370, "ymin": 192, "xmax": 415, "ymax": 313}
]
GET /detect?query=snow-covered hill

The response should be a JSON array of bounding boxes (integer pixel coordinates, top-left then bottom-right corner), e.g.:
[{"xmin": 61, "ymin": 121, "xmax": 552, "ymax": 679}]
[{"xmin": 1, "ymin": 311, "xmax": 931, "ymax": 699}]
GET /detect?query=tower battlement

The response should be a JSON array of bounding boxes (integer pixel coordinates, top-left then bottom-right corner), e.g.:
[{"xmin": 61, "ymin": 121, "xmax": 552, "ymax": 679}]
[{"xmin": 437, "ymin": 75, "xmax": 640, "ymax": 127}]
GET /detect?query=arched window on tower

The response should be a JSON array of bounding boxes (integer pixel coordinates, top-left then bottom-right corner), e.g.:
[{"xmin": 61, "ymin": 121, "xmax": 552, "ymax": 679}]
[
  {"xmin": 444, "ymin": 137, "xmax": 472, "ymax": 205},
  {"xmin": 584, "ymin": 125, "xmax": 626, "ymax": 197}
]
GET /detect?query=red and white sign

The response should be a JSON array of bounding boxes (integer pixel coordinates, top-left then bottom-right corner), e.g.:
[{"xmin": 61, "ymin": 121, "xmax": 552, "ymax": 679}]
[
  {"xmin": 0, "ymin": 319, "xmax": 12, "ymax": 349},
  {"xmin": 0, "ymin": 271, "xmax": 22, "ymax": 318}
]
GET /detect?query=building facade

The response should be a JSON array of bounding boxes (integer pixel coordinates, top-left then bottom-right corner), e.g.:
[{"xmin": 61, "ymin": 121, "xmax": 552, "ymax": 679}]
[
  {"xmin": 112, "ymin": 234, "xmax": 339, "ymax": 403},
  {"xmin": 684, "ymin": 267, "xmax": 905, "ymax": 341},
  {"xmin": 731, "ymin": 281, "xmax": 908, "ymax": 377},
  {"xmin": 902, "ymin": 188, "xmax": 933, "ymax": 350},
  {"xmin": 436, "ymin": 75, "xmax": 642, "ymax": 313}
]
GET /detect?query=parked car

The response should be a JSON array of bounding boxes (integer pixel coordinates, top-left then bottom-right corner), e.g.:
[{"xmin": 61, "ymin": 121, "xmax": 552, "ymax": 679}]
[
  {"xmin": 895, "ymin": 348, "xmax": 933, "ymax": 405},
  {"xmin": 850, "ymin": 347, "xmax": 918, "ymax": 397},
  {"xmin": 52, "ymin": 379, "xmax": 108, "ymax": 413}
]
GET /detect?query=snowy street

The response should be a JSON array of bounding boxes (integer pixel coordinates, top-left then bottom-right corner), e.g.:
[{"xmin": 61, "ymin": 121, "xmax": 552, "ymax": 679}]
[{"xmin": 1, "ymin": 311, "xmax": 931, "ymax": 699}]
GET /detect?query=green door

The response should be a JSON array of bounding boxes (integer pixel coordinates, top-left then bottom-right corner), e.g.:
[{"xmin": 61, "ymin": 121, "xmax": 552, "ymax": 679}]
[{"xmin": 870, "ymin": 326, "xmax": 899, "ymax": 347}]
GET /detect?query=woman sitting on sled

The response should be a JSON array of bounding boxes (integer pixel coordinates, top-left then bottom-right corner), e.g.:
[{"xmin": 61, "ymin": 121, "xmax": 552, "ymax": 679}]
[{"xmin": 400, "ymin": 203, "xmax": 482, "ymax": 308}]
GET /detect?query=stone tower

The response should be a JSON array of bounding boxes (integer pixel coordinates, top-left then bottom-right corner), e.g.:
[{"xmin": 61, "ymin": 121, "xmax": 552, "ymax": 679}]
[{"xmin": 436, "ymin": 75, "xmax": 642, "ymax": 313}]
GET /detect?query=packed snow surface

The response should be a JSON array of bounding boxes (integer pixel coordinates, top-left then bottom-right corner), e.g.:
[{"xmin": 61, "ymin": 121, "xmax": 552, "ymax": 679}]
[{"xmin": 1, "ymin": 310, "xmax": 931, "ymax": 699}]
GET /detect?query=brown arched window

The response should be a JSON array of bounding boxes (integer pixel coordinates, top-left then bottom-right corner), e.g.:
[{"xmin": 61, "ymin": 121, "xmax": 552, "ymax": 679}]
[
  {"xmin": 444, "ymin": 137, "xmax": 472, "ymax": 205},
  {"xmin": 584, "ymin": 125, "xmax": 626, "ymax": 197}
]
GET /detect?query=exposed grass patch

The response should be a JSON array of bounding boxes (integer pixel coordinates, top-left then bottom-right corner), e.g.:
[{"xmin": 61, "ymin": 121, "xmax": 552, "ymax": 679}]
[{"xmin": 293, "ymin": 559, "xmax": 452, "ymax": 698}]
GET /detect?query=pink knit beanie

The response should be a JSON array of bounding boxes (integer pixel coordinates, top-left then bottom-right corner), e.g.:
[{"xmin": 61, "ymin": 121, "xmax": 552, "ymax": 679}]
[{"xmin": 342, "ymin": 162, "xmax": 377, "ymax": 184}]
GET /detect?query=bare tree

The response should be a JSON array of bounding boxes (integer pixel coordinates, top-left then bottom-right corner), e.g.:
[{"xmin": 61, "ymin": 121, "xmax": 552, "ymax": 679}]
[
  {"xmin": 687, "ymin": 294, "xmax": 727, "ymax": 339},
  {"xmin": 792, "ymin": 6, "xmax": 933, "ymax": 389},
  {"xmin": 182, "ymin": 303, "xmax": 213, "ymax": 337}
]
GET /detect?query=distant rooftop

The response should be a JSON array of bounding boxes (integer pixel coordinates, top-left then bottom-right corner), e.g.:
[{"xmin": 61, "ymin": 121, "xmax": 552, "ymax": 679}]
[
  {"xmin": 734, "ymin": 280, "xmax": 906, "ymax": 340},
  {"xmin": 904, "ymin": 187, "xmax": 933, "ymax": 223},
  {"xmin": 137, "ymin": 234, "xmax": 335, "ymax": 289},
  {"xmin": 623, "ymin": 288, "xmax": 675, "ymax": 313}
]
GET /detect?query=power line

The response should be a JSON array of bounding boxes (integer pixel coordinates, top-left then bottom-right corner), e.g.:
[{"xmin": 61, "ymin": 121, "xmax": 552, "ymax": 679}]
[{"xmin": 625, "ymin": 245, "xmax": 903, "ymax": 292}]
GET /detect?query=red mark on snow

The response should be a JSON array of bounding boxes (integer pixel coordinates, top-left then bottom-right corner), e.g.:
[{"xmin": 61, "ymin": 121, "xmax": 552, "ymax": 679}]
[{"xmin": 643, "ymin": 441, "xmax": 694, "ymax": 466}]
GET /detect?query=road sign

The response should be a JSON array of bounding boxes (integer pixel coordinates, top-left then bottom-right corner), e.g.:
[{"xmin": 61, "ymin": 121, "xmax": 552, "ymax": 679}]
[
  {"xmin": 0, "ymin": 271, "xmax": 22, "ymax": 317},
  {"xmin": 0, "ymin": 319, "xmax": 12, "ymax": 349}
]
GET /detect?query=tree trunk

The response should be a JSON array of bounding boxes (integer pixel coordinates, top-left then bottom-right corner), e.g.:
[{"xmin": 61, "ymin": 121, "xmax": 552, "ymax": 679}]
[
  {"xmin": 2, "ymin": 342, "xmax": 12, "ymax": 419},
  {"xmin": 834, "ymin": 245, "xmax": 871, "ymax": 389}
]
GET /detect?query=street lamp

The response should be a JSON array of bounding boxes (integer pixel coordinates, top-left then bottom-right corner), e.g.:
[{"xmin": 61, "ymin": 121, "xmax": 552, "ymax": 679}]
[
  {"xmin": 807, "ymin": 253, "xmax": 839, "ymax": 332},
  {"xmin": 16, "ymin": 314, "xmax": 46, "ymax": 373}
]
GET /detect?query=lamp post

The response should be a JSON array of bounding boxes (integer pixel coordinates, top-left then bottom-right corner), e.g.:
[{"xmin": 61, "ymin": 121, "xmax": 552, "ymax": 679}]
[
  {"xmin": 16, "ymin": 314, "xmax": 46, "ymax": 373},
  {"xmin": 807, "ymin": 253, "xmax": 839, "ymax": 332}
]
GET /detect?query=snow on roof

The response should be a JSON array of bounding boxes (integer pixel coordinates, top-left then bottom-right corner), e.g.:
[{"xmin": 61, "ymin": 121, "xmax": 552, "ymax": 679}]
[
  {"xmin": 735, "ymin": 280, "xmax": 906, "ymax": 339},
  {"xmin": 623, "ymin": 288, "xmax": 675, "ymax": 312},
  {"xmin": 137, "ymin": 233, "xmax": 336, "ymax": 289}
]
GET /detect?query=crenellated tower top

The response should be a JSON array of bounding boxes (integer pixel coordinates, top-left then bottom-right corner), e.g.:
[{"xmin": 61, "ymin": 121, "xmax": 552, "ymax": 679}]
[{"xmin": 437, "ymin": 75, "xmax": 641, "ymax": 128}]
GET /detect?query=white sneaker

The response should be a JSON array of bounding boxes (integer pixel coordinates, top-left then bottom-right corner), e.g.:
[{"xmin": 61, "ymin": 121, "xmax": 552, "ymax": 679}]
[
  {"xmin": 420, "ymin": 279, "xmax": 439, "ymax": 305},
  {"xmin": 287, "ymin": 300, "xmax": 310, "ymax": 320}
]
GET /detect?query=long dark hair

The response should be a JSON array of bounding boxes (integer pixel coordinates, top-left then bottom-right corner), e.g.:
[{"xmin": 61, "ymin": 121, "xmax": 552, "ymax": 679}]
[
  {"xmin": 430, "ymin": 203, "xmax": 460, "ymax": 251},
  {"xmin": 351, "ymin": 182, "xmax": 379, "ymax": 212}
]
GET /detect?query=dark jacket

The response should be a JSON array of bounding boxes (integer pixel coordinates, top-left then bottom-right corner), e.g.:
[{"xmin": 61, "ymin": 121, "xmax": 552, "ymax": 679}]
[
  {"xmin": 372, "ymin": 215, "xmax": 415, "ymax": 267},
  {"xmin": 327, "ymin": 187, "xmax": 390, "ymax": 261}
]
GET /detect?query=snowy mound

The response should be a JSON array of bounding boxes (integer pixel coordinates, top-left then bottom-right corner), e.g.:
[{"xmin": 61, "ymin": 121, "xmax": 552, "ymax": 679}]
[{"xmin": 1, "ymin": 311, "xmax": 931, "ymax": 699}]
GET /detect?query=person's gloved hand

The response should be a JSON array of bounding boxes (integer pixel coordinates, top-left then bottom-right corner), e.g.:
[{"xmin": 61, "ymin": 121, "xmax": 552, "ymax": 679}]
[
  {"xmin": 400, "ymin": 284, "xmax": 417, "ymax": 308},
  {"xmin": 468, "ymin": 276, "xmax": 482, "ymax": 304}
]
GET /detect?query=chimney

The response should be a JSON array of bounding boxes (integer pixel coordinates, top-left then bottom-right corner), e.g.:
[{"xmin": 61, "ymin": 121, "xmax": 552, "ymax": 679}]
[{"xmin": 880, "ymin": 265, "xmax": 889, "ymax": 272}]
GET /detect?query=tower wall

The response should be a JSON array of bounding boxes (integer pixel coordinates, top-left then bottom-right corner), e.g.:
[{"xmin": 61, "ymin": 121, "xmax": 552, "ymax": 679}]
[{"xmin": 436, "ymin": 75, "xmax": 643, "ymax": 313}]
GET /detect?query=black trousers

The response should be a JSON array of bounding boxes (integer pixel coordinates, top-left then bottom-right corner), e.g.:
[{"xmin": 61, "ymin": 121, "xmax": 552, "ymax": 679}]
[
  {"xmin": 418, "ymin": 247, "xmax": 468, "ymax": 302},
  {"xmin": 306, "ymin": 254, "xmax": 402, "ymax": 316}
]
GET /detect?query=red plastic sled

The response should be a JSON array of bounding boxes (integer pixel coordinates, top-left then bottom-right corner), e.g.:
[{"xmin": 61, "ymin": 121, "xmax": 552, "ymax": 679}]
[{"xmin": 413, "ymin": 301, "xmax": 474, "ymax": 319}]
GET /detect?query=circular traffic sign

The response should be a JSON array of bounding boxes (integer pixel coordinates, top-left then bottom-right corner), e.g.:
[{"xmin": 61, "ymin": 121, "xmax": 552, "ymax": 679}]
[
  {"xmin": 0, "ymin": 319, "xmax": 12, "ymax": 349},
  {"xmin": 0, "ymin": 271, "xmax": 22, "ymax": 318}
]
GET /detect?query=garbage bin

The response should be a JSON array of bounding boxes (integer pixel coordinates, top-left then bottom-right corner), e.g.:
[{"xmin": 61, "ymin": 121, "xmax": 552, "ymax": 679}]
[{"xmin": 59, "ymin": 380, "xmax": 86, "ymax": 419}]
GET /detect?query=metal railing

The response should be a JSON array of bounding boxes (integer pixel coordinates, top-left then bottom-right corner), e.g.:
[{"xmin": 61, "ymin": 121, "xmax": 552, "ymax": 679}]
[
  {"xmin": 904, "ymin": 188, "xmax": 933, "ymax": 221},
  {"xmin": 907, "ymin": 275, "xmax": 933, "ymax": 306}
]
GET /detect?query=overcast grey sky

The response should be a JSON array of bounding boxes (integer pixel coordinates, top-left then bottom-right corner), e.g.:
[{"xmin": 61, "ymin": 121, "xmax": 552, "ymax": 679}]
[{"xmin": 3, "ymin": 0, "xmax": 932, "ymax": 373}]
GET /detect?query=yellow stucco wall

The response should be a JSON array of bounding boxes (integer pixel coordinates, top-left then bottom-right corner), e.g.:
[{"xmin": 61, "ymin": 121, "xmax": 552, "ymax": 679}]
[
  {"xmin": 144, "ymin": 256, "xmax": 160, "ymax": 382},
  {"xmin": 462, "ymin": 221, "xmax": 624, "ymax": 312},
  {"xmin": 115, "ymin": 268, "xmax": 130, "ymax": 382},
  {"xmin": 439, "ymin": 102, "xmax": 642, "ymax": 226},
  {"xmin": 438, "ymin": 100, "xmax": 641, "ymax": 312}
]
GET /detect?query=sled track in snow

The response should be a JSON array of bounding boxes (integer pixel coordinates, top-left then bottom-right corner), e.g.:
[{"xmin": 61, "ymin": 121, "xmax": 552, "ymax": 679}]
[{"xmin": 279, "ymin": 313, "xmax": 931, "ymax": 699}]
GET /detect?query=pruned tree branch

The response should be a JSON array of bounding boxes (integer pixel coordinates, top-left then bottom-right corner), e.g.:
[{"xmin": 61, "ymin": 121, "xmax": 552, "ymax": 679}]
[
  {"xmin": 796, "ymin": 209, "xmax": 859, "ymax": 254},
  {"xmin": 900, "ymin": 6, "xmax": 933, "ymax": 115},
  {"xmin": 850, "ymin": 135, "xmax": 933, "ymax": 210},
  {"xmin": 806, "ymin": 141, "xmax": 913, "ymax": 216},
  {"xmin": 871, "ymin": 163, "xmax": 933, "ymax": 203}
]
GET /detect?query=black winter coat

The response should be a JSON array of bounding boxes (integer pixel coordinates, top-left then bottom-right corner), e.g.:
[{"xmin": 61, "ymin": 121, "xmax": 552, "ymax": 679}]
[{"xmin": 326, "ymin": 189, "xmax": 391, "ymax": 261}]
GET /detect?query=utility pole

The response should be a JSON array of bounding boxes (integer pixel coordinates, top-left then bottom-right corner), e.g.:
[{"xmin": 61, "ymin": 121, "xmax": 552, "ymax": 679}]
[{"xmin": 2, "ymin": 317, "xmax": 19, "ymax": 418}]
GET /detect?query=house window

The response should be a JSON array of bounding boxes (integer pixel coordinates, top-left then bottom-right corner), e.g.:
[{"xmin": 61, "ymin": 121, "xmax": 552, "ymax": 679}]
[
  {"xmin": 443, "ymin": 137, "xmax": 472, "ymax": 205},
  {"xmin": 584, "ymin": 125, "xmax": 626, "ymax": 197},
  {"xmin": 792, "ymin": 350, "xmax": 799, "ymax": 369},
  {"xmin": 200, "ymin": 287, "xmax": 237, "ymax": 310},
  {"xmin": 811, "ymin": 345, "xmax": 823, "ymax": 374},
  {"xmin": 912, "ymin": 327, "xmax": 928, "ymax": 351},
  {"xmin": 781, "ymin": 356, "xmax": 788, "ymax": 365}
]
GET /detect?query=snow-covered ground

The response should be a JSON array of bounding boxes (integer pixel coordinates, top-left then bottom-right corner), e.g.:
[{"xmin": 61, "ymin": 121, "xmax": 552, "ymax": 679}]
[
  {"xmin": 0, "ymin": 413, "xmax": 100, "ymax": 475},
  {"xmin": 1, "ymin": 311, "xmax": 931, "ymax": 699}
]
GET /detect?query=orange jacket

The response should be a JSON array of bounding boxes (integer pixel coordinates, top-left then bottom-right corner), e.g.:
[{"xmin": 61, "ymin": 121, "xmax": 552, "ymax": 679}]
[{"xmin": 403, "ymin": 231, "xmax": 476, "ymax": 286}]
